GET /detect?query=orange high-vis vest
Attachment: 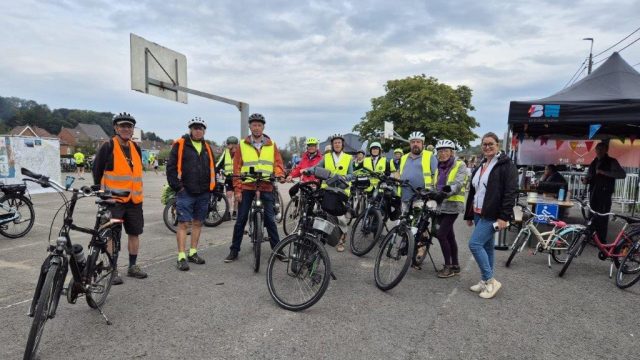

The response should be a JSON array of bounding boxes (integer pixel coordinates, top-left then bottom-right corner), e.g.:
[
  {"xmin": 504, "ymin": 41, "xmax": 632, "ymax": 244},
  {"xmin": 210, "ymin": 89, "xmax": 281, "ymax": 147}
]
[
  {"xmin": 101, "ymin": 137, "xmax": 144, "ymax": 204},
  {"xmin": 175, "ymin": 138, "xmax": 216, "ymax": 191}
]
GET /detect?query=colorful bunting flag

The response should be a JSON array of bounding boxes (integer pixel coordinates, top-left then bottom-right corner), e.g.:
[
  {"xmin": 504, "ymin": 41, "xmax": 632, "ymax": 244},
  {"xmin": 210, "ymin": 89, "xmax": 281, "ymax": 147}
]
[
  {"xmin": 569, "ymin": 141, "xmax": 578, "ymax": 151},
  {"xmin": 585, "ymin": 140, "xmax": 595, "ymax": 152},
  {"xmin": 631, "ymin": 135, "xmax": 637, "ymax": 145},
  {"xmin": 540, "ymin": 137, "xmax": 548, "ymax": 146},
  {"xmin": 588, "ymin": 124, "xmax": 601, "ymax": 139},
  {"xmin": 555, "ymin": 140, "xmax": 564, "ymax": 150}
]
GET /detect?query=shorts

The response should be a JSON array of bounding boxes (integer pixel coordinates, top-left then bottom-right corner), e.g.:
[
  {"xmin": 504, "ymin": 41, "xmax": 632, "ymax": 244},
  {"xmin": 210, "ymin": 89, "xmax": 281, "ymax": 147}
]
[
  {"xmin": 109, "ymin": 201, "xmax": 144, "ymax": 236},
  {"xmin": 224, "ymin": 177, "xmax": 234, "ymax": 192},
  {"xmin": 176, "ymin": 190, "xmax": 210, "ymax": 222},
  {"xmin": 76, "ymin": 163, "xmax": 84, "ymax": 168}
]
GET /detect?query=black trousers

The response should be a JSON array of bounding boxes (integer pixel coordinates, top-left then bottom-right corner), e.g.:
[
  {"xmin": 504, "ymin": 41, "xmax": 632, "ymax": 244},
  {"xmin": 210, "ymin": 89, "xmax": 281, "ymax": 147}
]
[{"xmin": 589, "ymin": 190, "xmax": 612, "ymax": 244}]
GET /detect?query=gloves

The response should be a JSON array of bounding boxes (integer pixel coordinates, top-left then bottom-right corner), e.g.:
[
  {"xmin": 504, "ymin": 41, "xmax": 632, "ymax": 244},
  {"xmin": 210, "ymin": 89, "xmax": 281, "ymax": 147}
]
[{"xmin": 442, "ymin": 185, "xmax": 452, "ymax": 193}]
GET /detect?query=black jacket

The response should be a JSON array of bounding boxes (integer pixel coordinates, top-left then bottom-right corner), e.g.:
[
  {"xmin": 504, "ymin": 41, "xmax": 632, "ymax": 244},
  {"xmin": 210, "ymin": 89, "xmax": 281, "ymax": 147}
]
[
  {"xmin": 464, "ymin": 153, "xmax": 518, "ymax": 222},
  {"xmin": 93, "ymin": 138, "xmax": 143, "ymax": 185},
  {"xmin": 537, "ymin": 172, "xmax": 568, "ymax": 194},
  {"xmin": 586, "ymin": 155, "xmax": 626, "ymax": 195},
  {"xmin": 166, "ymin": 135, "xmax": 215, "ymax": 194}
]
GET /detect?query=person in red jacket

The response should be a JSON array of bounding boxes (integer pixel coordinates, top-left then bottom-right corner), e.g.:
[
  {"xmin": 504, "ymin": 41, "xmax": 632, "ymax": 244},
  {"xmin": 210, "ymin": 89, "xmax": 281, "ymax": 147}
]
[{"xmin": 286, "ymin": 137, "xmax": 322, "ymax": 183}]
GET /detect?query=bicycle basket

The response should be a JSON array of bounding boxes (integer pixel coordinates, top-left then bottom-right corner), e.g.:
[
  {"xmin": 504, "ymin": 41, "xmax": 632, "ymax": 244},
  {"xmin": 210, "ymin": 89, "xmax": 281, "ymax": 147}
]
[
  {"xmin": 312, "ymin": 216, "xmax": 341, "ymax": 247},
  {"xmin": 320, "ymin": 188, "xmax": 349, "ymax": 216},
  {"xmin": 160, "ymin": 184, "xmax": 176, "ymax": 205}
]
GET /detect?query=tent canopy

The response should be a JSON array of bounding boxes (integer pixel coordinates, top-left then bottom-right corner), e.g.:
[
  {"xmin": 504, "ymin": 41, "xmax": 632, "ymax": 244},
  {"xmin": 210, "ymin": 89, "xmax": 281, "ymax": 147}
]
[{"xmin": 508, "ymin": 52, "xmax": 640, "ymax": 138}]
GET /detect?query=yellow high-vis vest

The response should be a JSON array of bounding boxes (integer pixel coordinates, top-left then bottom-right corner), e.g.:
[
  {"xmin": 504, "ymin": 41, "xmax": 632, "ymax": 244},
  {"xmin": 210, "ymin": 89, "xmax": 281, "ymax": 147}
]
[
  {"xmin": 240, "ymin": 141, "xmax": 275, "ymax": 183},
  {"xmin": 434, "ymin": 159, "xmax": 466, "ymax": 203}
]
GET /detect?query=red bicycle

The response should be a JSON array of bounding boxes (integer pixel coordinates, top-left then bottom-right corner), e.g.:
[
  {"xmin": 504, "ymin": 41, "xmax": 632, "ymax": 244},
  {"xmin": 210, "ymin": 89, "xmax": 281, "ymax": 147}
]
[{"xmin": 558, "ymin": 198, "xmax": 640, "ymax": 283}]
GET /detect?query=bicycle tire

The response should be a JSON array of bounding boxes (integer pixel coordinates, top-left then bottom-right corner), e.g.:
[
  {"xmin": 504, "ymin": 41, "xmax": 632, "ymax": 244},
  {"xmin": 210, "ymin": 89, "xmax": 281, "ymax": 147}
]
[
  {"xmin": 266, "ymin": 234, "xmax": 331, "ymax": 311},
  {"xmin": 85, "ymin": 245, "xmax": 115, "ymax": 309},
  {"xmin": 615, "ymin": 241, "xmax": 640, "ymax": 289},
  {"xmin": 253, "ymin": 211, "xmax": 263, "ymax": 273},
  {"xmin": 24, "ymin": 263, "xmax": 59, "ymax": 360},
  {"xmin": 612, "ymin": 236, "xmax": 634, "ymax": 269},
  {"xmin": 282, "ymin": 197, "xmax": 300, "ymax": 236},
  {"xmin": 374, "ymin": 225, "xmax": 414, "ymax": 291},
  {"xmin": 558, "ymin": 232, "xmax": 588, "ymax": 277},
  {"xmin": 551, "ymin": 227, "xmax": 581, "ymax": 264},
  {"xmin": 276, "ymin": 190, "xmax": 284, "ymax": 224},
  {"xmin": 505, "ymin": 228, "xmax": 530, "ymax": 267},
  {"xmin": 350, "ymin": 208, "xmax": 383, "ymax": 257},
  {"xmin": 204, "ymin": 192, "xmax": 229, "ymax": 227},
  {"xmin": 163, "ymin": 198, "xmax": 191, "ymax": 235},
  {"xmin": 0, "ymin": 194, "xmax": 35, "ymax": 239}
]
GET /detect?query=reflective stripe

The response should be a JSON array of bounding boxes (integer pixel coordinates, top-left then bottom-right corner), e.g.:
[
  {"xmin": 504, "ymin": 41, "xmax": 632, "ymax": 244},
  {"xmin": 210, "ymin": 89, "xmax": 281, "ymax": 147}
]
[
  {"xmin": 434, "ymin": 159, "xmax": 466, "ymax": 203},
  {"xmin": 101, "ymin": 137, "xmax": 144, "ymax": 204},
  {"xmin": 175, "ymin": 138, "xmax": 216, "ymax": 191},
  {"xmin": 243, "ymin": 161, "xmax": 259, "ymax": 166},
  {"xmin": 103, "ymin": 174, "xmax": 133, "ymax": 181}
]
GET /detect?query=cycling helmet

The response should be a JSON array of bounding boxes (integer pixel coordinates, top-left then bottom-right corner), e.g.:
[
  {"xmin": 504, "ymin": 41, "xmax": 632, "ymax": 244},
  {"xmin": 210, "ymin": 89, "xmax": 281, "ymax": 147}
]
[
  {"xmin": 393, "ymin": 148, "xmax": 404, "ymax": 154},
  {"xmin": 248, "ymin": 113, "xmax": 265, "ymax": 124},
  {"xmin": 408, "ymin": 131, "xmax": 425, "ymax": 142},
  {"xmin": 435, "ymin": 139, "xmax": 456, "ymax": 150},
  {"xmin": 306, "ymin": 137, "xmax": 319, "ymax": 145},
  {"xmin": 356, "ymin": 149, "xmax": 365, "ymax": 155},
  {"xmin": 369, "ymin": 141, "xmax": 382, "ymax": 150},
  {"xmin": 113, "ymin": 112, "xmax": 136, "ymax": 126},
  {"xmin": 330, "ymin": 134, "xmax": 345, "ymax": 142},
  {"xmin": 187, "ymin": 117, "xmax": 207, "ymax": 129},
  {"xmin": 226, "ymin": 136, "xmax": 239, "ymax": 144}
]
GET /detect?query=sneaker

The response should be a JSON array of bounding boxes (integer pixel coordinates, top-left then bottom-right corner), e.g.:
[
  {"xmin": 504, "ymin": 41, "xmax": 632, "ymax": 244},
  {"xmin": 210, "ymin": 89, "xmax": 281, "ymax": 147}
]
[
  {"xmin": 437, "ymin": 265, "xmax": 456, "ymax": 278},
  {"xmin": 188, "ymin": 253, "xmax": 206, "ymax": 265},
  {"xmin": 451, "ymin": 265, "xmax": 461, "ymax": 274},
  {"xmin": 470, "ymin": 280, "xmax": 486, "ymax": 293},
  {"xmin": 479, "ymin": 278, "xmax": 502, "ymax": 299},
  {"xmin": 232, "ymin": 211, "xmax": 237, "ymax": 220},
  {"xmin": 223, "ymin": 212, "xmax": 231, "ymax": 221},
  {"xmin": 111, "ymin": 271, "xmax": 123, "ymax": 285},
  {"xmin": 177, "ymin": 258, "xmax": 190, "ymax": 271},
  {"xmin": 224, "ymin": 250, "xmax": 238, "ymax": 263},
  {"xmin": 274, "ymin": 249, "xmax": 289, "ymax": 262},
  {"xmin": 336, "ymin": 241, "xmax": 345, "ymax": 252},
  {"xmin": 416, "ymin": 244, "xmax": 427, "ymax": 262},
  {"xmin": 127, "ymin": 265, "xmax": 148, "ymax": 279}
]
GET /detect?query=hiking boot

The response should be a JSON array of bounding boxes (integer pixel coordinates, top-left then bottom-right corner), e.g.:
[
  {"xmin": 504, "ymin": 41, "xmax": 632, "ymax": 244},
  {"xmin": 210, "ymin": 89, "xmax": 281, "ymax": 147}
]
[
  {"xmin": 336, "ymin": 234, "xmax": 346, "ymax": 252},
  {"xmin": 470, "ymin": 280, "xmax": 486, "ymax": 293},
  {"xmin": 274, "ymin": 249, "xmax": 289, "ymax": 262},
  {"xmin": 127, "ymin": 265, "xmax": 148, "ymax": 279},
  {"xmin": 177, "ymin": 258, "xmax": 190, "ymax": 271},
  {"xmin": 437, "ymin": 265, "xmax": 456, "ymax": 278},
  {"xmin": 188, "ymin": 253, "xmax": 206, "ymax": 265},
  {"xmin": 111, "ymin": 271, "xmax": 123, "ymax": 285},
  {"xmin": 479, "ymin": 278, "xmax": 502, "ymax": 299},
  {"xmin": 451, "ymin": 265, "xmax": 461, "ymax": 274},
  {"xmin": 224, "ymin": 250, "xmax": 238, "ymax": 263},
  {"xmin": 415, "ymin": 243, "xmax": 427, "ymax": 263},
  {"xmin": 232, "ymin": 211, "xmax": 237, "ymax": 220},
  {"xmin": 223, "ymin": 212, "xmax": 231, "ymax": 221}
]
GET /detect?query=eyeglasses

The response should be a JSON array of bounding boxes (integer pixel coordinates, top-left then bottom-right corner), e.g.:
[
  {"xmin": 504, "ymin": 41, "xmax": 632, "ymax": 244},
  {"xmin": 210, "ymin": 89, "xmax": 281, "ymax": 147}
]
[
  {"xmin": 481, "ymin": 143, "xmax": 497, "ymax": 148},
  {"xmin": 191, "ymin": 125, "xmax": 205, "ymax": 131},
  {"xmin": 117, "ymin": 124, "xmax": 134, "ymax": 129}
]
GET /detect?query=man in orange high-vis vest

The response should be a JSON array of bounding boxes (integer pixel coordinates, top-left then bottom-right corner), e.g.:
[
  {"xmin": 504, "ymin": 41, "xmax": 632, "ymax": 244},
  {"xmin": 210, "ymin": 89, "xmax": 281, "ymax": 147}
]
[
  {"xmin": 166, "ymin": 117, "xmax": 216, "ymax": 271},
  {"xmin": 92, "ymin": 113, "xmax": 147, "ymax": 285}
]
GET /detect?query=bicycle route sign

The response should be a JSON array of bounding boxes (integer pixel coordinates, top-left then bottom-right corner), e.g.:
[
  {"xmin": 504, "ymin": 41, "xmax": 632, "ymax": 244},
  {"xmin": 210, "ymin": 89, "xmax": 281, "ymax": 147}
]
[{"xmin": 534, "ymin": 203, "xmax": 559, "ymax": 224}]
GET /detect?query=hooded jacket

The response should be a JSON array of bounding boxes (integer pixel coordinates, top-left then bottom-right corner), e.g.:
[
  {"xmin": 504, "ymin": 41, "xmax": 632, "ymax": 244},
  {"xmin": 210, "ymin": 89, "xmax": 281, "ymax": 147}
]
[
  {"xmin": 166, "ymin": 135, "xmax": 215, "ymax": 194},
  {"xmin": 464, "ymin": 152, "xmax": 517, "ymax": 221}
]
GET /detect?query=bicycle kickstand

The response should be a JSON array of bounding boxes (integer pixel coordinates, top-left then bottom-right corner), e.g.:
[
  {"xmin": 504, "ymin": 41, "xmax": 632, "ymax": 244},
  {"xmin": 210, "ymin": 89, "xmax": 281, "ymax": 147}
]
[
  {"xmin": 427, "ymin": 250, "xmax": 438, "ymax": 272},
  {"xmin": 330, "ymin": 271, "xmax": 337, "ymax": 280},
  {"xmin": 609, "ymin": 262, "xmax": 614, "ymax": 279},
  {"xmin": 94, "ymin": 302, "xmax": 112, "ymax": 325}
]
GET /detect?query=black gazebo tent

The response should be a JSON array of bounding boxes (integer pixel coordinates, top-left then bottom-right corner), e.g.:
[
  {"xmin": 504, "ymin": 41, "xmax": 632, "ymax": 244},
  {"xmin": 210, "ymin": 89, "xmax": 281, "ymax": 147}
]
[{"xmin": 508, "ymin": 52, "xmax": 640, "ymax": 139}]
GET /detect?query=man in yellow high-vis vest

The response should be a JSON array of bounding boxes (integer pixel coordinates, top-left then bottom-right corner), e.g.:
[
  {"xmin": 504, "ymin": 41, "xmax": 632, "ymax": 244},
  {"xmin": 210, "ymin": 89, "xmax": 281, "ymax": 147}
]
[
  {"xmin": 398, "ymin": 131, "xmax": 437, "ymax": 204},
  {"xmin": 217, "ymin": 136, "xmax": 239, "ymax": 220},
  {"xmin": 362, "ymin": 141, "xmax": 394, "ymax": 192},
  {"xmin": 225, "ymin": 113, "xmax": 286, "ymax": 262}
]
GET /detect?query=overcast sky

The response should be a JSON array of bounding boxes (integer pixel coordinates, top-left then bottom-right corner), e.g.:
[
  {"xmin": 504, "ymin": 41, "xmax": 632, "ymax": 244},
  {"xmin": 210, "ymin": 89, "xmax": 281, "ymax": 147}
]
[{"xmin": 1, "ymin": 0, "xmax": 639, "ymax": 145}]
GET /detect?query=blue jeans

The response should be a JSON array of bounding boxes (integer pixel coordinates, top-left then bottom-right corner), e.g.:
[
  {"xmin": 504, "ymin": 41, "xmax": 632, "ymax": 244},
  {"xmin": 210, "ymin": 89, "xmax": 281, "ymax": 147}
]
[
  {"xmin": 230, "ymin": 190, "xmax": 280, "ymax": 252},
  {"xmin": 468, "ymin": 215, "xmax": 496, "ymax": 281}
]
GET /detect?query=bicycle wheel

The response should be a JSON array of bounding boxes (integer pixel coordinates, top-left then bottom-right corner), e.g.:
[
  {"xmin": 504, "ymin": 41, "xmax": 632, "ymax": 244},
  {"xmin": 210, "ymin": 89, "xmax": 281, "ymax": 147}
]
[
  {"xmin": 163, "ymin": 198, "xmax": 191, "ymax": 235},
  {"xmin": 551, "ymin": 227, "xmax": 582, "ymax": 264},
  {"xmin": 558, "ymin": 231, "xmax": 588, "ymax": 277},
  {"xmin": 350, "ymin": 208, "xmax": 383, "ymax": 256},
  {"xmin": 616, "ymin": 241, "xmax": 640, "ymax": 289},
  {"xmin": 24, "ymin": 263, "xmax": 60, "ymax": 360},
  {"xmin": 505, "ymin": 228, "xmax": 530, "ymax": 267},
  {"xmin": 283, "ymin": 197, "xmax": 301, "ymax": 236},
  {"xmin": 374, "ymin": 225, "xmax": 414, "ymax": 291},
  {"xmin": 612, "ymin": 236, "xmax": 635, "ymax": 269},
  {"xmin": 0, "ymin": 194, "xmax": 35, "ymax": 238},
  {"xmin": 253, "ymin": 212, "xmax": 263, "ymax": 273},
  {"xmin": 266, "ymin": 234, "xmax": 331, "ymax": 311},
  {"xmin": 204, "ymin": 193, "xmax": 228, "ymax": 227},
  {"xmin": 85, "ymin": 245, "xmax": 115, "ymax": 309},
  {"xmin": 275, "ymin": 190, "xmax": 284, "ymax": 223}
]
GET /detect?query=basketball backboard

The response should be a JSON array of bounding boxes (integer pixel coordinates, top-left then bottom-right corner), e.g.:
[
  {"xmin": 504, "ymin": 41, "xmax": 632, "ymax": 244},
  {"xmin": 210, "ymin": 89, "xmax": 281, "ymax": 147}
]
[
  {"xmin": 130, "ymin": 33, "xmax": 188, "ymax": 103},
  {"xmin": 384, "ymin": 121, "xmax": 394, "ymax": 140}
]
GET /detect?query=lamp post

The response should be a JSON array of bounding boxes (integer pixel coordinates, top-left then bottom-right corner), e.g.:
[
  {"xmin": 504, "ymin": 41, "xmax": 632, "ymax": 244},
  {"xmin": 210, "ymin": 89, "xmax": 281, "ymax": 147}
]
[{"xmin": 583, "ymin": 38, "xmax": 594, "ymax": 74}]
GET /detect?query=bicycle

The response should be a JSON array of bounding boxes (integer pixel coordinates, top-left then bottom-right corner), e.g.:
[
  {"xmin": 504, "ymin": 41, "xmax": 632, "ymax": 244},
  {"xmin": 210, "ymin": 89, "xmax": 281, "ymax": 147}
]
[
  {"xmin": 21, "ymin": 168, "xmax": 125, "ymax": 360},
  {"xmin": 350, "ymin": 169, "xmax": 401, "ymax": 256},
  {"xmin": 616, "ymin": 229, "xmax": 640, "ymax": 288},
  {"xmin": 373, "ymin": 182, "xmax": 447, "ymax": 291},
  {"xmin": 505, "ymin": 202, "xmax": 583, "ymax": 268},
  {"xmin": 0, "ymin": 181, "xmax": 36, "ymax": 238},
  {"xmin": 346, "ymin": 173, "xmax": 369, "ymax": 224},
  {"xmin": 558, "ymin": 198, "xmax": 640, "ymax": 280},
  {"xmin": 273, "ymin": 182, "xmax": 284, "ymax": 224},
  {"xmin": 162, "ymin": 188, "xmax": 229, "ymax": 234},
  {"xmin": 266, "ymin": 178, "xmax": 339, "ymax": 311}
]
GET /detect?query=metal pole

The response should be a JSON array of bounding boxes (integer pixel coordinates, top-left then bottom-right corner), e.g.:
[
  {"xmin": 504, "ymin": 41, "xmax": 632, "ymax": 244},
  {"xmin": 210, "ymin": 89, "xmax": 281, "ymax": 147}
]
[
  {"xmin": 583, "ymin": 38, "xmax": 594, "ymax": 74},
  {"xmin": 240, "ymin": 102, "xmax": 249, "ymax": 139}
]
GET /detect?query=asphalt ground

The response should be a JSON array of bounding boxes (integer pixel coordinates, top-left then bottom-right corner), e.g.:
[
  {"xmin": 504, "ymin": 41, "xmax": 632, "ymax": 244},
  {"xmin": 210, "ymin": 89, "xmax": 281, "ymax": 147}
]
[{"xmin": 1, "ymin": 172, "xmax": 638, "ymax": 359}]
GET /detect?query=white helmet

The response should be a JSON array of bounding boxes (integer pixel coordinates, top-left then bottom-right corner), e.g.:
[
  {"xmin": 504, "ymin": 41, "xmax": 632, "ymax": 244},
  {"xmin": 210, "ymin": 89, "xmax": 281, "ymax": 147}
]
[
  {"xmin": 187, "ymin": 117, "xmax": 207, "ymax": 129},
  {"xmin": 435, "ymin": 139, "xmax": 456, "ymax": 150},
  {"xmin": 408, "ymin": 131, "xmax": 425, "ymax": 142},
  {"xmin": 369, "ymin": 141, "xmax": 382, "ymax": 150}
]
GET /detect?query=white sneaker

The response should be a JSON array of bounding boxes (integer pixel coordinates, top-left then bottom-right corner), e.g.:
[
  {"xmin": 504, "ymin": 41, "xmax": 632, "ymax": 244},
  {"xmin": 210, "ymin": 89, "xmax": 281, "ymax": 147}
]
[
  {"xmin": 479, "ymin": 278, "xmax": 502, "ymax": 299},
  {"xmin": 470, "ymin": 280, "xmax": 485, "ymax": 293}
]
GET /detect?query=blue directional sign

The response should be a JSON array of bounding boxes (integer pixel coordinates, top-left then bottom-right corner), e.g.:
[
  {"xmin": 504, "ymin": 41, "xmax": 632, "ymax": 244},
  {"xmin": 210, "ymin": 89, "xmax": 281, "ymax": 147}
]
[{"xmin": 534, "ymin": 203, "xmax": 559, "ymax": 224}]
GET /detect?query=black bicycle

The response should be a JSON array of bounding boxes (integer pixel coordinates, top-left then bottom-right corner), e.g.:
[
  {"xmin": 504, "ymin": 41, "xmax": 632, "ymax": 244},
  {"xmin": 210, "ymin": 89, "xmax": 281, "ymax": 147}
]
[
  {"xmin": 0, "ymin": 181, "xmax": 35, "ymax": 238},
  {"xmin": 22, "ymin": 168, "xmax": 125, "ymax": 360},
  {"xmin": 350, "ymin": 169, "xmax": 401, "ymax": 256},
  {"xmin": 266, "ymin": 179, "xmax": 340, "ymax": 311},
  {"xmin": 374, "ymin": 182, "xmax": 446, "ymax": 291}
]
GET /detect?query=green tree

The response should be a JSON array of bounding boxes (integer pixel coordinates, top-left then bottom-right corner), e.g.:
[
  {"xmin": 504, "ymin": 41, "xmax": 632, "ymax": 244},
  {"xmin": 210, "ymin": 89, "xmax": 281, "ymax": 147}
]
[
  {"xmin": 353, "ymin": 74, "xmax": 479, "ymax": 149},
  {"xmin": 287, "ymin": 136, "xmax": 307, "ymax": 154}
]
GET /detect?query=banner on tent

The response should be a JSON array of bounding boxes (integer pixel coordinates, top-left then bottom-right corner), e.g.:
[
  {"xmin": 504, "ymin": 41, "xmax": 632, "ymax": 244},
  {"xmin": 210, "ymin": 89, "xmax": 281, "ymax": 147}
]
[{"xmin": 517, "ymin": 139, "xmax": 640, "ymax": 166}]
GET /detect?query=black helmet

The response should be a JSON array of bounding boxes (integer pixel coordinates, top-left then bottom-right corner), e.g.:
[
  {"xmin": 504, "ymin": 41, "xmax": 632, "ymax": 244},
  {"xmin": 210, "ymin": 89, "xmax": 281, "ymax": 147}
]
[
  {"xmin": 248, "ymin": 113, "xmax": 265, "ymax": 124},
  {"xmin": 226, "ymin": 136, "xmax": 239, "ymax": 144},
  {"xmin": 113, "ymin": 112, "xmax": 136, "ymax": 126}
]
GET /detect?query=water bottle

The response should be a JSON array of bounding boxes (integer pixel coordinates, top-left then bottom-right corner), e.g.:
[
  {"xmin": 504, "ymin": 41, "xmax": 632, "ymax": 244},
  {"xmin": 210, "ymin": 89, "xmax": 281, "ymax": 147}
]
[
  {"xmin": 72, "ymin": 244, "xmax": 86, "ymax": 269},
  {"xmin": 558, "ymin": 188, "xmax": 566, "ymax": 202}
]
